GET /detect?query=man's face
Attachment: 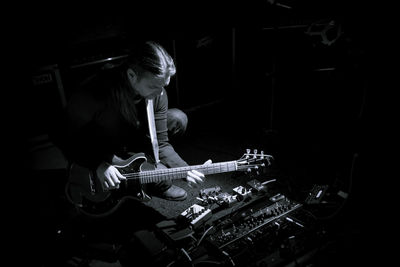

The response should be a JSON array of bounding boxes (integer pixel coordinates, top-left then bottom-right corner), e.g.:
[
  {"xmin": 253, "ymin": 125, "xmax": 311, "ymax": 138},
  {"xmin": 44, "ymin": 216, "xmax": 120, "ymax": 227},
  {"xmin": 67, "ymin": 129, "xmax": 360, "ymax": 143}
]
[{"xmin": 132, "ymin": 71, "xmax": 170, "ymax": 100}]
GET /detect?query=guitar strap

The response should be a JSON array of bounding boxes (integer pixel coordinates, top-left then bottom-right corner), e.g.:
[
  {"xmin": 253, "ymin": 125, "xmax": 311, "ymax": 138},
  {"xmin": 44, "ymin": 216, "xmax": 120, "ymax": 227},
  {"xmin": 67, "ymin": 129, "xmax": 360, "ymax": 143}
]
[{"xmin": 146, "ymin": 99, "xmax": 160, "ymax": 165}]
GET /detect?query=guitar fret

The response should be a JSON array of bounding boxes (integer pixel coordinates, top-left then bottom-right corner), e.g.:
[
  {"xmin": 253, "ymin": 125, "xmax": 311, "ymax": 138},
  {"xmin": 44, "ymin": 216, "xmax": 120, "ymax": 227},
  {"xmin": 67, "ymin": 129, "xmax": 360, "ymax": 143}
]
[{"xmin": 137, "ymin": 161, "xmax": 238, "ymax": 184}]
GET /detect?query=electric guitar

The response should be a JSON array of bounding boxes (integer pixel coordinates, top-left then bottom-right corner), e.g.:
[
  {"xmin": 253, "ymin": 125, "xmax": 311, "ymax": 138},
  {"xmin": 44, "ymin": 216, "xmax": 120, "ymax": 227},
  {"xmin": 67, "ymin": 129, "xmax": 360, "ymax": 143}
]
[{"xmin": 65, "ymin": 149, "xmax": 273, "ymax": 217}]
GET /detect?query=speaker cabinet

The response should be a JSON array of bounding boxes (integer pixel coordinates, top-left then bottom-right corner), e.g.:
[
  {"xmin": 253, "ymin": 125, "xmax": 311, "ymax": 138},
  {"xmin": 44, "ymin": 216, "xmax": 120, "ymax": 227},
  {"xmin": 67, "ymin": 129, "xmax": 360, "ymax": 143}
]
[{"xmin": 27, "ymin": 64, "xmax": 66, "ymax": 138}]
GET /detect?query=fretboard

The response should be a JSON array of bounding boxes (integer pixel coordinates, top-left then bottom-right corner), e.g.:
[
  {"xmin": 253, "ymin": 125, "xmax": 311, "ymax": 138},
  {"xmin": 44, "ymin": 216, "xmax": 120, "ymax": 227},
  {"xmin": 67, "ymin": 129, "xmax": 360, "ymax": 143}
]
[{"xmin": 136, "ymin": 161, "xmax": 238, "ymax": 184}]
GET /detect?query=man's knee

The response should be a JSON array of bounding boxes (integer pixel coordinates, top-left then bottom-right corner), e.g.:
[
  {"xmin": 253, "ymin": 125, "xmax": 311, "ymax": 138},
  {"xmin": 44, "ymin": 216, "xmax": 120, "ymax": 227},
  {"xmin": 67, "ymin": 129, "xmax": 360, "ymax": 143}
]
[{"xmin": 167, "ymin": 108, "xmax": 188, "ymax": 136}]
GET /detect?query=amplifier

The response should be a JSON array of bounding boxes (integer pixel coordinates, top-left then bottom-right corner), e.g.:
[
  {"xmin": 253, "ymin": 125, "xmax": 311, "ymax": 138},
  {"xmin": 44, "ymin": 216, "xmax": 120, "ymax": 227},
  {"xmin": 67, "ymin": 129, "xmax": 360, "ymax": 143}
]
[
  {"xmin": 204, "ymin": 194, "xmax": 319, "ymax": 266},
  {"xmin": 206, "ymin": 195, "xmax": 302, "ymax": 249}
]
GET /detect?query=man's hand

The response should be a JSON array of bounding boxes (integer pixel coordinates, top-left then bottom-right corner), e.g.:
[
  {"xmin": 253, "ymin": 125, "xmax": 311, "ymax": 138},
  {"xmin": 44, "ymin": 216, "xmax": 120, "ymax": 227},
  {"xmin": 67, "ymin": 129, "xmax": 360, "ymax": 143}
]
[
  {"xmin": 96, "ymin": 161, "xmax": 126, "ymax": 190},
  {"xmin": 186, "ymin": 159, "xmax": 212, "ymax": 187}
]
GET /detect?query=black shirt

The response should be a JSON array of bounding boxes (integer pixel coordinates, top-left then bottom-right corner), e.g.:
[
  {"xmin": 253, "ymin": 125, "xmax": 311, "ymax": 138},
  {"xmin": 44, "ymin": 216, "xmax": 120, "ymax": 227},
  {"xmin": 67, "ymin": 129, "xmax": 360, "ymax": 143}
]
[{"xmin": 51, "ymin": 74, "xmax": 188, "ymax": 170}]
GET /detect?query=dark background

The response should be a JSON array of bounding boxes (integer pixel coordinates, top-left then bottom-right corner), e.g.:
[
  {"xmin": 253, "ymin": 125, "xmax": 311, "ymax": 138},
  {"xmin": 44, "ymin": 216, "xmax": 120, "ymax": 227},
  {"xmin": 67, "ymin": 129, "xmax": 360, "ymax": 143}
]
[
  {"xmin": 8, "ymin": 1, "xmax": 388, "ymax": 266},
  {"xmin": 19, "ymin": 1, "xmax": 377, "ymax": 145},
  {"xmin": 19, "ymin": 1, "xmax": 378, "ymax": 178}
]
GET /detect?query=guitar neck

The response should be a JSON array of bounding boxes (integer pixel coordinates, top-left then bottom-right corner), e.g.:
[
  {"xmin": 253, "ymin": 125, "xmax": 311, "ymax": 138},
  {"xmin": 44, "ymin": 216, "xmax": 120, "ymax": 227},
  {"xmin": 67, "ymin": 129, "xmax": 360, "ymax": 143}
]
[{"xmin": 136, "ymin": 161, "xmax": 238, "ymax": 184}]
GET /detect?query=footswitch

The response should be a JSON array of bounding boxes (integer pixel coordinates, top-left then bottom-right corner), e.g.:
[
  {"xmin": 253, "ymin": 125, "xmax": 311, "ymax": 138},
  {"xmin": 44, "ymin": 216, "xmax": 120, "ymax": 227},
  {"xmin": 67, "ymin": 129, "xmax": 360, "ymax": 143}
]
[{"xmin": 179, "ymin": 204, "xmax": 212, "ymax": 229}]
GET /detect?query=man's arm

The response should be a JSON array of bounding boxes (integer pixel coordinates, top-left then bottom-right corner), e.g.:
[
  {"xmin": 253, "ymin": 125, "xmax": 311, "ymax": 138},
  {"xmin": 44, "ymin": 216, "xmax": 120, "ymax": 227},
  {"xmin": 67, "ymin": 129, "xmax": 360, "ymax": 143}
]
[{"xmin": 153, "ymin": 89, "xmax": 188, "ymax": 168}]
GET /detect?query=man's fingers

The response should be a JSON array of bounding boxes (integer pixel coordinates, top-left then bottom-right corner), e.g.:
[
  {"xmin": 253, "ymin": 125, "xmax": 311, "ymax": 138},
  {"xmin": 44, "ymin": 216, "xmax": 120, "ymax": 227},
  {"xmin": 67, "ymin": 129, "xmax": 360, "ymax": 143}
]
[
  {"xmin": 203, "ymin": 159, "xmax": 212, "ymax": 165},
  {"xmin": 112, "ymin": 166, "xmax": 126, "ymax": 180},
  {"xmin": 192, "ymin": 170, "xmax": 205, "ymax": 178},
  {"xmin": 111, "ymin": 173, "xmax": 121, "ymax": 185},
  {"xmin": 186, "ymin": 159, "xmax": 212, "ymax": 187},
  {"xmin": 117, "ymin": 172, "xmax": 126, "ymax": 180},
  {"xmin": 104, "ymin": 179, "xmax": 120, "ymax": 191},
  {"xmin": 187, "ymin": 177, "xmax": 198, "ymax": 188},
  {"xmin": 106, "ymin": 177, "xmax": 115, "ymax": 187},
  {"xmin": 188, "ymin": 171, "xmax": 204, "ymax": 184}
]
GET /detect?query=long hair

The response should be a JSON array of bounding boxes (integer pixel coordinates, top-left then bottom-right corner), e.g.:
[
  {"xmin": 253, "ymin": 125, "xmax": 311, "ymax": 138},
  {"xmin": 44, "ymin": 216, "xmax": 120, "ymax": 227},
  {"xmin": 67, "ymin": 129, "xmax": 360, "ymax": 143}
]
[
  {"xmin": 128, "ymin": 41, "xmax": 176, "ymax": 79},
  {"xmin": 109, "ymin": 41, "xmax": 176, "ymax": 126}
]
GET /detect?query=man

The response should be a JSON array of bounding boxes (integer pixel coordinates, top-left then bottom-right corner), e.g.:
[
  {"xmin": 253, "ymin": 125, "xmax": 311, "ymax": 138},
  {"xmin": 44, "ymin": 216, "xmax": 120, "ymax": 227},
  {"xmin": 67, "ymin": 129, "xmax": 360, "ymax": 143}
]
[{"xmin": 52, "ymin": 40, "xmax": 208, "ymax": 201}]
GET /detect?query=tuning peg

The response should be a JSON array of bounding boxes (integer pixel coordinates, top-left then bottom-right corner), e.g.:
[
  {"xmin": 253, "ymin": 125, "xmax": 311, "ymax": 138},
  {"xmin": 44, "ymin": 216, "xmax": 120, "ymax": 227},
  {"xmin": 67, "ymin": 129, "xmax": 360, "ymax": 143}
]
[
  {"xmin": 260, "ymin": 150, "xmax": 264, "ymax": 158},
  {"xmin": 253, "ymin": 149, "xmax": 257, "ymax": 158},
  {"xmin": 246, "ymin": 149, "xmax": 251, "ymax": 159}
]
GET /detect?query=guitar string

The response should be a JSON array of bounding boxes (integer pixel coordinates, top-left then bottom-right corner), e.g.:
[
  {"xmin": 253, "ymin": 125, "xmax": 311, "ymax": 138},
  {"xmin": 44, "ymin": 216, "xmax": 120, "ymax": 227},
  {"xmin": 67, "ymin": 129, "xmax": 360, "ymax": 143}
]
[
  {"xmin": 123, "ymin": 162, "xmax": 237, "ymax": 178},
  {"xmin": 122, "ymin": 162, "xmax": 261, "ymax": 181},
  {"xmin": 119, "ymin": 156, "xmax": 264, "ymax": 178},
  {"xmin": 133, "ymin": 163, "xmax": 262, "ymax": 184},
  {"xmin": 122, "ymin": 162, "xmax": 238, "ymax": 179},
  {"xmin": 122, "ymin": 162, "xmax": 262, "ymax": 178}
]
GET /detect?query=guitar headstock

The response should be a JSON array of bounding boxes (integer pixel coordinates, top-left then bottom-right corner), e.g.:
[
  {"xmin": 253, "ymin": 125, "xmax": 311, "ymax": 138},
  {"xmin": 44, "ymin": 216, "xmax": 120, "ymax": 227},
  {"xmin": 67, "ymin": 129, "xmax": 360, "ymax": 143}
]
[{"xmin": 237, "ymin": 149, "xmax": 274, "ymax": 174}]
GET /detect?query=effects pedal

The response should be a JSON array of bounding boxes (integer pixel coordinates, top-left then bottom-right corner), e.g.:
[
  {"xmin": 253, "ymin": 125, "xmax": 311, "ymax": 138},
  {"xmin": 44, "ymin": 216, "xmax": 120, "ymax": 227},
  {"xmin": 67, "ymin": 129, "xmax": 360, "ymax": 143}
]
[
  {"xmin": 247, "ymin": 179, "xmax": 265, "ymax": 192},
  {"xmin": 217, "ymin": 192, "xmax": 239, "ymax": 207},
  {"xmin": 247, "ymin": 178, "xmax": 276, "ymax": 193},
  {"xmin": 179, "ymin": 204, "xmax": 212, "ymax": 229},
  {"xmin": 199, "ymin": 186, "xmax": 223, "ymax": 204},
  {"xmin": 200, "ymin": 186, "xmax": 222, "ymax": 197},
  {"xmin": 232, "ymin": 185, "xmax": 252, "ymax": 200}
]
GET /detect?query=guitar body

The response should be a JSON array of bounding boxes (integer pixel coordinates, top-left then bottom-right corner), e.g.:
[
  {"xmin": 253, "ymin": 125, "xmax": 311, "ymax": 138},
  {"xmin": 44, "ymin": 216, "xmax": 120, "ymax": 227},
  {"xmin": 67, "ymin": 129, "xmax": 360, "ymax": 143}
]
[{"xmin": 67, "ymin": 153, "xmax": 162, "ymax": 217}]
